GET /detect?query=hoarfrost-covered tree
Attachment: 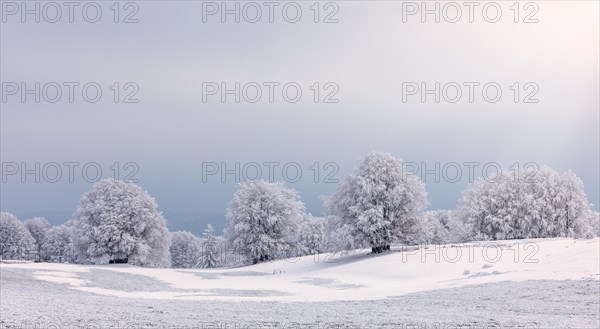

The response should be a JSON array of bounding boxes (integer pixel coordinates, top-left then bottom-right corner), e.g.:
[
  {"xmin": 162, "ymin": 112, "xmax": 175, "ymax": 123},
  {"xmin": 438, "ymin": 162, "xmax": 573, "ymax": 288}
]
[
  {"xmin": 559, "ymin": 171, "xmax": 593, "ymax": 238},
  {"xmin": 215, "ymin": 235, "xmax": 245, "ymax": 268},
  {"xmin": 225, "ymin": 181, "xmax": 304, "ymax": 264},
  {"xmin": 459, "ymin": 168, "xmax": 541, "ymax": 240},
  {"xmin": 0, "ymin": 212, "xmax": 35, "ymax": 260},
  {"xmin": 41, "ymin": 225, "xmax": 72, "ymax": 263},
  {"xmin": 170, "ymin": 231, "xmax": 202, "ymax": 268},
  {"xmin": 71, "ymin": 179, "xmax": 171, "ymax": 267},
  {"xmin": 325, "ymin": 152, "xmax": 428, "ymax": 253},
  {"xmin": 201, "ymin": 224, "xmax": 219, "ymax": 268},
  {"xmin": 419, "ymin": 210, "xmax": 452, "ymax": 245},
  {"xmin": 447, "ymin": 215, "xmax": 470, "ymax": 243},
  {"xmin": 24, "ymin": 217, "xmax": 51, "ymax": 260},
  {"xmin": 296, "ymin": 215, "xmax": 325, "ymax": 256},
  {"xmin": 458, "ymin": 166, "xmax": 593, "ymax": 240},
  {"xmin": 324, "ymin": 215, "xmax": 357, "ymax": 252},
  {"xmin": 588, "ymin": 211, "xmax": 600, "ymax": 237}
]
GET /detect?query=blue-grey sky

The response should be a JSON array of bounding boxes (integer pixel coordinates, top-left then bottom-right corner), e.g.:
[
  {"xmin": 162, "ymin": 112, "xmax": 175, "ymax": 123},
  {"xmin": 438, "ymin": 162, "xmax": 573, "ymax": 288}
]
[{"xmin": 1, "ymin": 1, "xmax": 598, "ymax": 235}]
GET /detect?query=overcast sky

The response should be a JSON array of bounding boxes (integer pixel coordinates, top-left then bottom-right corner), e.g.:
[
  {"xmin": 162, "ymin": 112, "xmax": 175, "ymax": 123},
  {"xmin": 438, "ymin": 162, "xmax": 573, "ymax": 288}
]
[{"xmin": 1, "ymin": 1, "xmax": 598, "ymax": 234}]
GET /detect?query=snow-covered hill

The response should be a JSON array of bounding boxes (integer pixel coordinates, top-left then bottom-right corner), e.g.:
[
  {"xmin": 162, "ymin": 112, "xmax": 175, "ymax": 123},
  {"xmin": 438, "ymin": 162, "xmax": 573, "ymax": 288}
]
[
  {"xmin": 2, "ymin": 238, "xmax": 599, "ymax": 328},
  {"xmin": 2, "ymin": 238, "xmax": 598, "ymax": 302}
]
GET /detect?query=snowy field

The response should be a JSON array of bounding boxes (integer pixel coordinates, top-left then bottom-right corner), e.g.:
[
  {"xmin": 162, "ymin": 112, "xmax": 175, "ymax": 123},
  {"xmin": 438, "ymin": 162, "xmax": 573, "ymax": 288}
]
[{"xmin": 1, "ymin": 237, "xmax": 599, "ymax": 328}]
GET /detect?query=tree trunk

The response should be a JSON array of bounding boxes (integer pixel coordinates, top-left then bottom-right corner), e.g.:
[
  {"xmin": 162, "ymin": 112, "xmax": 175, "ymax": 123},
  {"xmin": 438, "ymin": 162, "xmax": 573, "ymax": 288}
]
[
  {"xmin": 256, "ymin": 254, "xmax": 270, "ymax": 263},
  {"xmin": 371, "ymin": 245, "xmax": 391, "ymax": 254}
]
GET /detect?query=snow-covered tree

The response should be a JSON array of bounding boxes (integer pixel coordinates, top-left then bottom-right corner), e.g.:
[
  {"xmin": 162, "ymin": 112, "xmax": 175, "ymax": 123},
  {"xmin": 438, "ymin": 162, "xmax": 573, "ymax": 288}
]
[
  {"xmin": 296, "ymin": 215, "xmax": 325, "ymax": 255},
  {"xmin": 323, "ymin": 214, "xmax": 357, "ymax": 253},
  {"xmin": 225, "ymin": 181, "xmax": 304, "ymax": 264},
  {"xmin": 458, "ymin": 167, "xmax": 593, "ymax": 240},
  {"xmin": 170, "ymin": 231, "xmax": 202, "ymax": 268},
  {"xmin": 0, "ymin": 212, "xmax": 35, "ymax": 260},
  {"xmin": 559, "ymin": 171, "xmax": 593, "ymax": 238},
  {"xmin": 24, "ymin": 217, "xmax": 51, "ymax": 261},
  {"xmin": 458, "ymin": 168, "xmax": 547, "ymax": 240},
  {"xmin": 71, "ymin": 179, "xmax": 171, "ymax": 267},
  {"xmin": 418, "ymin": 210, "xmax": 452, "ymax": 245},
  {"xmin": 201, "ymin": 224, "xmax": 219, "ymax": 268},
  {"xmin": 447, "ymin": 215, "xmax": 470, "ymax": 244},
  {"xmin": 325, "ymin": 152, "xmax": 428, "ymax": 253},
  {"xmin": 41, "ymin": 225, "xmax": 73, "ymax": 263},
  {"xmin": 588, "ymin": 211, "xmax": 600, "ymax": 237},
  {"xmin": 212, "ymin": 235, "xmax": 247, "ymax": 268}
]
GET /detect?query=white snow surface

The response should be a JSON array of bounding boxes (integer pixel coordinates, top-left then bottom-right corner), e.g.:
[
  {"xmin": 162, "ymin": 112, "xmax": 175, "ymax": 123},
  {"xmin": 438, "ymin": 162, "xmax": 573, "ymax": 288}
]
[
  {"xmin": 2, "ymin": 238, "xmax": 598, "ymax": 302},
  {"xmin": 2, "ymin": 237, "xmax": 600, "ymax": 328}
]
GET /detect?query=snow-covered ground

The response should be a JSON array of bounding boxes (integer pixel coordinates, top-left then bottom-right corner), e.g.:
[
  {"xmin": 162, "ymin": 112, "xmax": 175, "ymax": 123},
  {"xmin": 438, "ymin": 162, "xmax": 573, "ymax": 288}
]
[{"xmin": 2, "ymin": 238, "xmax": 599, "ymax": 328}]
